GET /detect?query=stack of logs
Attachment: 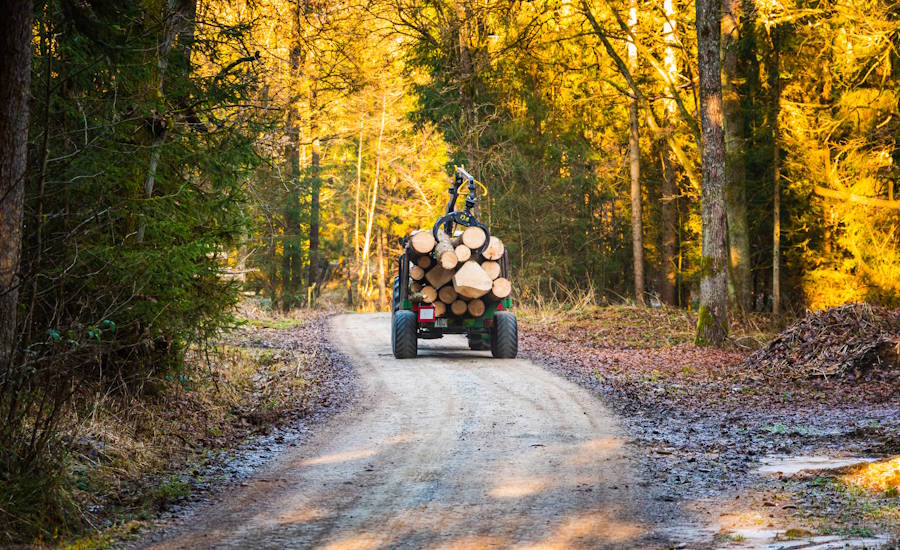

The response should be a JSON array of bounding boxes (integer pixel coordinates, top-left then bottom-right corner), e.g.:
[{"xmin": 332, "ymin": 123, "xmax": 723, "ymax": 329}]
[{"xmin": 405, "ymin": 226, "xmax": 511, "ymax": 318}]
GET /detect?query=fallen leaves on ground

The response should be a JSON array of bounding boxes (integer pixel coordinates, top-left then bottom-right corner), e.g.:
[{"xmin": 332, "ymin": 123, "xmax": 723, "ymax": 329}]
[{"xmin": 520, "ymin": 304, "xmax": 899, "ymax": 411}]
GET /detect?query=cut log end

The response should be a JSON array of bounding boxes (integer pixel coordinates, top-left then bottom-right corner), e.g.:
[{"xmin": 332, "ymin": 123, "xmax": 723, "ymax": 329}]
[
  {"xmin": 461, "ymin": 226, "xmax": 487, "ymax": 249},
  {"xmin": 482, "ymin": 236, "xmax": 505, "ymax": 261},
  {"xmin": 421, "ymin": 285, "xmax": 437, "ymax": 303},
  {"xmin": 416, "ymin": 255, "xmax": 432, "ymax": 269},
  {"xmin": 409, "ymin": 281, "xmax": 422, "ymax": 293},
  {"xmin": 491, "ymin": 277, "xmax": 511, "ymax": 299},
  {"xmin": 439, "ymin": 251, "xmax": 459, "ymax": 270},
  {"xmin": 454, "ymin": 244, "xmax": 472, "ymax": 263},
  {"xmin": 410, "ymin": 230, "xmax": 436, "ymax": 254},
  {"xmin": 434, "ymin": 228, "xmax": 458, "ymax": 270},
  {"xmin": 425, "ymin": 265, "xmax": 454, "ymax": 289},
  {"xmin": 481, "ymin": 260, "xmax": 501, "ymax": 280},
  {"xmin": 438, "ymin": 285, "xmax": 458, "ymax": 304},
  {"xmin": 467, "ymin": 298, "xmax": 485, "ymax": 317},
  {"xmin": 410, "ymin": 264, "xmax": 425, "ymax": 281},
  {"xmin": 433, "ymin": 301, "xmax": 446, "ymax": 318},
  {"xmin": 452, "ymin": 260, "xmax": 493, "ymax": 299},
  {"xmin": 450, "ymin": 299, "xmax": 468, "ymax": 316}
]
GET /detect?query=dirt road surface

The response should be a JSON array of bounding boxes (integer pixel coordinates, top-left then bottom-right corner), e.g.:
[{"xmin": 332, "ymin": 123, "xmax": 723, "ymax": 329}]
[{"xmin": 143, "ymin": 313, "xmax": 668, "ymax": 549}]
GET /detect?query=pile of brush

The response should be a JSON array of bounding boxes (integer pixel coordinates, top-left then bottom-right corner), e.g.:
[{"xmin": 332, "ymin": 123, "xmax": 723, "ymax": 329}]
[{"xmin": 744, "ymin": 303, "xmax": 900, "ymax": 379}]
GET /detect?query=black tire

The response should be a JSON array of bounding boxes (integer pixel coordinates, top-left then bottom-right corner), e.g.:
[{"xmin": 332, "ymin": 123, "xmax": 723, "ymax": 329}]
[
  {"xmin": 392, "ymin": 310, "xmax": 417, "ymax": 359},
  {"xmin": 491, "ymin": 312, "xmax": 518, "ymax": 358},
  {"xmin": 468, "ymin": 336, "xmax": 489, "ymax": 350},
  {"xmin": 392, "ymin": 276, "xmax": 400, "ymax": 312}
]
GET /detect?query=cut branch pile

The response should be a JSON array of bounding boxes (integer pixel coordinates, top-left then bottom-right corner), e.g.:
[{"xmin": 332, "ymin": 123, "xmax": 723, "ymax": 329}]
[
  {"xmin": 744, "ymin": 303, "xmax": 900, "ymax": 379},
  {"xmin": 405, "ymin": 228, "xmax": 510, "ymax": 318}
]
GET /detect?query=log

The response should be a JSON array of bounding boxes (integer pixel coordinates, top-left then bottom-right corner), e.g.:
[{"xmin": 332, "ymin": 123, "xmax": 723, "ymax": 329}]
[
  {"xmin": 491, "ymin": 277, "xmax": 511, "ymax": 299},
  {"xmin": 438, "ymin": 285, "xmax": 458, "ymax": 304},
  {"xmin": 450, "ymin": 299, "xmax": 468, "ymax": 316},
  {"xmin": 433, "ymin": 301, "xmax": 446, "ymax": 318},
  {"xmin": 433, "ymin": 228, "xmax": 458, "ymax": 270},
  {"xmin": 482, "ymin": 236, "xmax": 505, "ymax": 261},
  {"xmin": 409, "ymin": 264, "xmax": 425, "ymax": 281},
  {"xmin": 462, "ymin": 226, "xmax": 487, "ymax": 249},
  {"xmin": 421, "ymin": 285, "xmax": 437, "ymax": 303},
  {"xmin": 467, "ymin": 298, "xmax": 485, "ymax": 317},
  {"xmin": 481, "ymin": 260, "xmax": 501, "ymax": 280},
  {"xmin": 452, "ymin": 261, "xmax": 493, "ymax": 299},
  {"xmin": 409, "ymin": 230, "xmax": 436, "ymax": 255},
  {"xmin": 454, "ymin": 244, "xmax": 472, "ymax": 263},
  {"xmin": 425, "ymin": 265, "xmax": 454, "ymax": 288},
  {"xmin": 410, "ymin": 281, "xmax": 422, "ymax": 293},
  {"xmin": 415, "ymin": 255, "xmax": 432, "ymax": 269}
]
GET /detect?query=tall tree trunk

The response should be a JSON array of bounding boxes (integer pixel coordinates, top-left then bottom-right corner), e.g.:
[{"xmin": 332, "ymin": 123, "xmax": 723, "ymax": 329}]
[
  {"xmin": 769, "ymin": 29, "xmax": 782, "ymax": 317},
  {"xmin": 138, "ymin": 0, "xmax": 197, "ymax": 242},
  {"xmin": 354, "ymin": 126, "xmax": 363, "ymax": 269},
  {"xmin": 659, "ymin": 149, "xmax": 678, "ymax": 305},
  {"xmin": 722, "ymin": 0, "xmax": 752, "ymax": 313},
  {"xmin": 282, "ymin": 6, "xmax": 303, "ymax": 310},
  {"xmin": 377, "ymin": 229, "xmax": 386, "ymax": 311},
  {"xmin": 307, "ymin": 81, "xmax": 320, "ymax": 301},
  {"xmin": 658, "ymin": 0, "xmax": 678, "ymax": 306},
  {"xmin": 627, "ymin": 0, "xmax": 644, "ymax": 305},
  {"xmin": 695, "ymin": 0, "xmax": 729, "ymax": 345},
  {"xmin": 0, "ymin": 0, "xmax": 31, "ymax": 369},
  {"xmin": 359, "ymin": 95, "xmax": 387, "ymax": 297}
]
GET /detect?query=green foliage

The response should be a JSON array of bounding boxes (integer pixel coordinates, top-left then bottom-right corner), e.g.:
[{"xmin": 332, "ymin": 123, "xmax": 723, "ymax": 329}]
[{"xmin": 1, "ymin": 0, "xmax": 263, "ymax": 542}]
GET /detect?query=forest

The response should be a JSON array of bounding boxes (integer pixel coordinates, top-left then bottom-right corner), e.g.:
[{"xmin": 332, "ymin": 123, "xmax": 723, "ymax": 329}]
[{"xmin": 0, "ymin": 0, "xmax": 898, "ymax": 545}]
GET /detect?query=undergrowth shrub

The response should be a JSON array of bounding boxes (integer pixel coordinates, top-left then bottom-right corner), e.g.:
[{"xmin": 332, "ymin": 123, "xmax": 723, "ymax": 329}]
[{"xmin": 0, "ymin": 1, "xmax": 266, "ymax": 543}]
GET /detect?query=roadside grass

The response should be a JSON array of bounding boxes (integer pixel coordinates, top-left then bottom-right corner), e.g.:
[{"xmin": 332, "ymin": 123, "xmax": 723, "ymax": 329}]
[
  {"xmin": 36, "ymin": 308, "xmax": 334, "ymax": 548},
  {"xmin": 789, "ymin": 470, "xmax": 900, "ymax": 539}
]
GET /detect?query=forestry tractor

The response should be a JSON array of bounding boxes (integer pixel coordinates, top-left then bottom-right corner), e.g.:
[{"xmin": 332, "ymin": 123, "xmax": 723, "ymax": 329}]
[{"xmin": 391, "ymin": 167, "xmax": 518, "ymax": 359}]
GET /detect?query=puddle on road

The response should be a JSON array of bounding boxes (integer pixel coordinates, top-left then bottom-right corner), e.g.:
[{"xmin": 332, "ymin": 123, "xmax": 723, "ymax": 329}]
[
  {"xmin": 658, "ymin": 523, "xmax": 890, "ymax": 549},
  {"xmin": 726, "ymin": 529, "xmax": 890, "ymax": 549},
  {"xmin": 757, "ymin": 454, "xmax": 877, "ymax": 475}
]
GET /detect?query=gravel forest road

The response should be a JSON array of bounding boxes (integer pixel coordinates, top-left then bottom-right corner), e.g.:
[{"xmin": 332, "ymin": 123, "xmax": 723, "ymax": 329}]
[{"xmin": 145, "ymin": 313, "xmax": 666, "ymax": 549}]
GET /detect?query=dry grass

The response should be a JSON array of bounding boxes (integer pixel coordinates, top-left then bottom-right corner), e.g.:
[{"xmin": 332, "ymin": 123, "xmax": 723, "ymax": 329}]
[{"xmin": 61, "ymin": 306, "xmax": 340, "ymax": 547}]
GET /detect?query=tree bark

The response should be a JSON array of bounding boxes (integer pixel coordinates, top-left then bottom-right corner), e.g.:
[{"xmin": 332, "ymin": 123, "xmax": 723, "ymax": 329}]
[
  {"xmin": 433, "ymin": 228, "xmax": 458, "ymax": 270},
  {"xmin": 722, "ymin": 0, "xmax": 752, "ymax": 312},
  {"xmin": 359, "ymin": 95, "xmax": 386, "ymax": 296},
  {"xmin": 0, "ymin": 0, "xmax": 31, "ymax": 369},
  {"xmin": 659, "ymin": 148, "xmax": 677, "ymax": 305},
  {"xmin": 695, "ymin": 0, "xmax": 729, "ymax": 345},
  {"xmin": 137, "ymin": 0, "xmax": 197, "ymax": 243},
  {"xmin": 377, "ymin": 229, "xmax": 386, "ymax": 311},
  {"xmin": 354, "ymin": 126, "xmax": 363, "ymax": 266},
  {"xmin": 769, "ymin": 29, "xmax": 782, "ymax": 317},
  {"xmin": 627, "ymin": 0, "xmax": 645, "ymax": 305},
  {"xmin": 283, "ymin": 6, "xmax": 304, "ymax": 310},
  {"xmin": 307, "ymin": 80, "xmax": 320, "ymax": 300},
  {"xmin": 658, "ymin": 0, "xmax": 679, "ymax": 306}
]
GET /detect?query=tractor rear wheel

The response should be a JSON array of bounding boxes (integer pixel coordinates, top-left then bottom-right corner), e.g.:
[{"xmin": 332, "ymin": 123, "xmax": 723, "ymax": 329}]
[
  {"xmin": 392, "ymin": 310, "xmax": 417, "ymax": 359},
  {"xmin": 490, "ymin": 312, "xmax": 518, "ymax": 358}
]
